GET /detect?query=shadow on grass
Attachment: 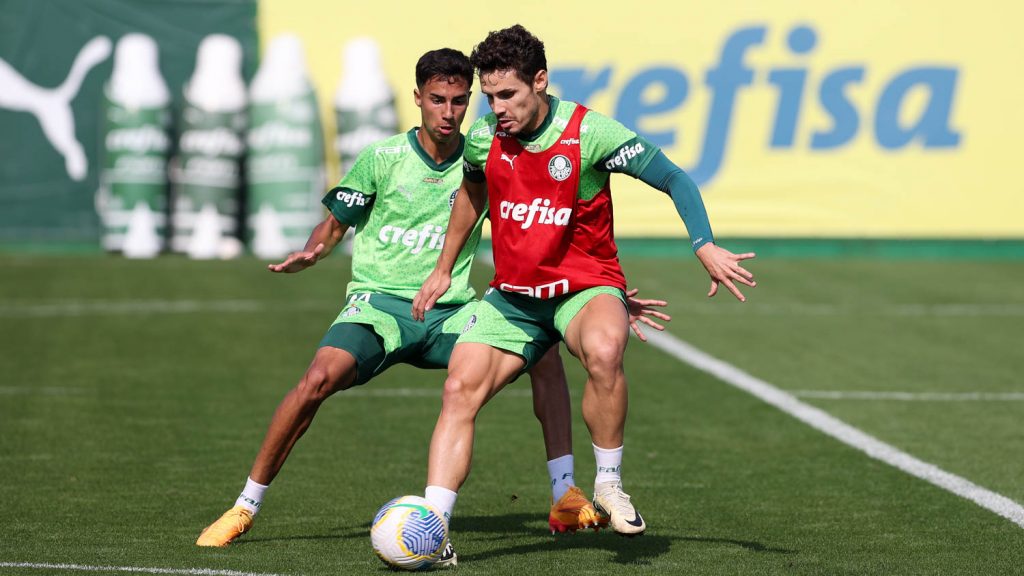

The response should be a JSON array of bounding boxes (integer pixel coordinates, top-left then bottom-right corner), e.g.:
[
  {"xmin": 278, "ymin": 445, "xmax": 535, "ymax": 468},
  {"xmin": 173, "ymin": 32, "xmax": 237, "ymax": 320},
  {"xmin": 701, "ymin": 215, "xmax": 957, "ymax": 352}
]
[
  {"xmin": 237, "ymin": 513, "xmax": 795, "ymax": 565},
  {"xmin": 234, "ymin": 526, "xmax": 365, "ymax": 544},
  {"xmin": 452, "ymin": 514, "xmax": 796, "ymax": 565}
]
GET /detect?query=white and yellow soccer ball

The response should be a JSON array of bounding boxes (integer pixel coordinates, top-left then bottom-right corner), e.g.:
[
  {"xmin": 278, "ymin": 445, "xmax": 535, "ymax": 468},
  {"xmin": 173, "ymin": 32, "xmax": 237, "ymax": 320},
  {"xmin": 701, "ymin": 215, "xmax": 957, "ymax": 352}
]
[{"xmin": 370, "ymin": 495, "xmax": 449, "ymax": 570}]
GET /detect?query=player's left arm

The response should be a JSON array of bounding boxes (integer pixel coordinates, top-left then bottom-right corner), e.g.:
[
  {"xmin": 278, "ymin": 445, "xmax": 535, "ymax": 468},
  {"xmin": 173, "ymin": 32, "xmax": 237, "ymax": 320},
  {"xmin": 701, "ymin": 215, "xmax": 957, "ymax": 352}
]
[
  {"xmin": 596, "ymin": 130, "xmax": 756, "ymax": 302},
  {"xmin": 636, "ymin": 147, "xmax": 756, "ymax": 302}
]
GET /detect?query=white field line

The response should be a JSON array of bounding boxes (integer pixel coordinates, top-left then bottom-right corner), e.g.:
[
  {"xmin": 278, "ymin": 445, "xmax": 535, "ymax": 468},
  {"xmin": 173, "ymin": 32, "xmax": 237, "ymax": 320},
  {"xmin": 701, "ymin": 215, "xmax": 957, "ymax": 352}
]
[
  {"xmin": 3, "ymin": 296, "xmax": 1021, "ymax": 319},
  {"xmin": 0, "ymin": 386, "xmax": 533, "ymax": 399},
  {"xmin": 643, "ymin": 329, "xmax": 1024, "ymax": 529},
  {"xmin": 0, "ymin": 562, "xmax": 290, "ymax": 576},
  {"xmin": 0, "ymin": 386, "xmax": 84, "ymax": 396},
  {"xmin": 0, "ymin": 300, "xmax": 331, "ymax": 318},
  {"xmin": 792, "ymin": 390, "xmax": 1024, "ymax": 402},
  {"xmin": 661, "ymin": 302, "xmax": 1024, "ymax": 317},
  {"xmin": 345, "ymin": 387, "xmax": 531, "ymax": 398},
  {"xmin": 10, "ymin": 384, "xmax": 1015, "ymax": 402}
]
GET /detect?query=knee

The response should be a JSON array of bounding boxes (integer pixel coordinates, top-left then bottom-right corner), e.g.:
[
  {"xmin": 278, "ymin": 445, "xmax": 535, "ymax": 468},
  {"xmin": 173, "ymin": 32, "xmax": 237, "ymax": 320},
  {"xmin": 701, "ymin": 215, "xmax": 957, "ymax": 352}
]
[
  {"xmin": 440, "ymin": 373, "xmax": 488, "ymax": 417},
  {"xmin": 582, "ymin": 336, "xmax": 626, "ymax": 382},
  {"xmin": 295, "ymin": 365, "xmax": 347, "ymax": 405}
]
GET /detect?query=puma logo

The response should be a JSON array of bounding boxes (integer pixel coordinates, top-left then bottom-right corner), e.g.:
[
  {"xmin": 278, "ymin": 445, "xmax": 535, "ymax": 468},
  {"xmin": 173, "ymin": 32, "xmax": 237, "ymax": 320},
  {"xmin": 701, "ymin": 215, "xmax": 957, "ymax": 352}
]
[
  {"xmin": 500, "ymin": 153, "xmax": 517, "ymax": 170},
  {"xmin": 0, "ymin": 36, "xmax": 112, "ymax": 181}
]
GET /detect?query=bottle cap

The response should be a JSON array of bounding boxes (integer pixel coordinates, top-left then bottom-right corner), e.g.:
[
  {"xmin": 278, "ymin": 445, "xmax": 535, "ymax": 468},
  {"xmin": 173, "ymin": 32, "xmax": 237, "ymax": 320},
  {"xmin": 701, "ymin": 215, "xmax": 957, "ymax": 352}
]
[
  {"xmin": 250, "ymin": 33, "xmax": 310, "ymax": 103},
  {"xmin": 186, "ymin": 34, "xmax": 247, "ymax": 112},
  {"xmin": 108, "ymin": 33, "xmax": 170, "ymax": 110},
  {"xmin": 335, "ymin": 36, "xmax": 392, "ymax": 108}
]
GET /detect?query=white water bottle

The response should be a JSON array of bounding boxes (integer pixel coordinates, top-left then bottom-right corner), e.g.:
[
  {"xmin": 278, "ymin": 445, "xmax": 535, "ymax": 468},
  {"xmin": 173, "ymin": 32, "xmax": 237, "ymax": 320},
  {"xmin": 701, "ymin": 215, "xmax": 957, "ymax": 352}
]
[
  {"xmin": 334, "ymin": 37, "xmax": 398, "ymax": 176},
  {"xmin": 247, "ymin": 33, "xmax": 325, "ymax": 259},
  {"xmin": 171, "ymin": 34, "xmax": 247, "ymax": 259},
  {"xmin": 98, "ymin": 33, "xmax": 171, "ymax": 258}
]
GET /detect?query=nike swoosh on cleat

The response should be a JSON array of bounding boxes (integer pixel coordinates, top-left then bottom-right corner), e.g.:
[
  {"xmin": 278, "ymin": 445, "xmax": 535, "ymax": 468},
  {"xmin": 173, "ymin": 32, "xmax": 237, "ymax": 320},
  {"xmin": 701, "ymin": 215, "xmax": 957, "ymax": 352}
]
[{"xmin": 625, "ymin": 511, "xmax": 645, "ymax": 527}]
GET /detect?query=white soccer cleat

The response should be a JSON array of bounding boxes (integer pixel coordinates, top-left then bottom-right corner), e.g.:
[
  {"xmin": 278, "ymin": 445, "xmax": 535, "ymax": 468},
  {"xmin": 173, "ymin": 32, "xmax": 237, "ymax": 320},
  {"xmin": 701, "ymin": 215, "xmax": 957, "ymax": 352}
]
[
  {"xmin": 593, "ymin": 481, "xmax": 646, "ymax": 536},
  {"xmin": 435, "ymin": 540, "xmax": 457, "ymax": 568}
]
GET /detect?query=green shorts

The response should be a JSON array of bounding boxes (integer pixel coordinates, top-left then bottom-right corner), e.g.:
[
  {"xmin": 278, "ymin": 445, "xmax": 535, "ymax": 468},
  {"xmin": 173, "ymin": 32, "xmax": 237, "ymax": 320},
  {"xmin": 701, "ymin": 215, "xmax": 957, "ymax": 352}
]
[
  {"xmin": 456, "ymin": 286, "xmax": 626, "ymax": 370},
  {"xmin": 319, "ymin": 293, "xmax": 476, "ymax": 386}
]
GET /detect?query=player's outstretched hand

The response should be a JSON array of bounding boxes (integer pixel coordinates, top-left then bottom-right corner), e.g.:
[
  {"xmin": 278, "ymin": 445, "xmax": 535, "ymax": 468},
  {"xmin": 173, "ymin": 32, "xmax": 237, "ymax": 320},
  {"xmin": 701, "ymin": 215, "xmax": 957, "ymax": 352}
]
[
  {"xmin": 695, "ymin": 243, "xmax": 756, "ymax": 302},
  {"xmin": 267, "ymin": 243, "xmax": 325, "ymax": 273},
  {"xmin": 625, "ymin": 288, "xmax": 671, "ymax": 342},
  {"xmin": 412, "ymin": 269, "xmax": 452, "ymax": 322}
]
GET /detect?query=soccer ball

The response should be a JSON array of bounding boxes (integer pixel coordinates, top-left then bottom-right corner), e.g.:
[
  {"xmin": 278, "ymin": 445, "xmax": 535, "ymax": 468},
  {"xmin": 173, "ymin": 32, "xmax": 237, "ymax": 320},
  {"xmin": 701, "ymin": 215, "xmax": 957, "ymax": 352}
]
[{"xmin": 370, "ymin": 495, "xmax": 449, "ymax": 570}]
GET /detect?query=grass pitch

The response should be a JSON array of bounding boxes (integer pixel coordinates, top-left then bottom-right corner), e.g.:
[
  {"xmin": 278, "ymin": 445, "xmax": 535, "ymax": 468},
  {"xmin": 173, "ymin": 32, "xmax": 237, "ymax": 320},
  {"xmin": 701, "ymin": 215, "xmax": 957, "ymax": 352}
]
[{"xmin": 1, "ymin": 253, "xmax": 1022, "ymax": 575}]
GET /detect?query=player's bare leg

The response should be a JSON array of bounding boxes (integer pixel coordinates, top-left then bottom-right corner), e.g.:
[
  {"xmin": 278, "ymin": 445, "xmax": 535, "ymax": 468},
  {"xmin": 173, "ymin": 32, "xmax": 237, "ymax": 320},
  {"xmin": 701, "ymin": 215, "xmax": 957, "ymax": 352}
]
[
  {"xmin": 528, "ymin": 346, "xmax": 606, "ymax": 533},
  {"xmin": 249, "ymin": 347, "xmax": 358, "ymax": 484},
  {"xmin": 563, "ymin": 295, "xmax": 629, "ymax": 449},
  {"xmin": 425, "ymin": 343, "xmax": 524, "ymax": 517},
  {"xmin": 563, "ymin": 294, "xmax": 645, "ymax": 536},
  {"xmin": 197, "ymin": 347, "xmax": 358, "ymax": 546},
  {"xmin": 528, "ymin": 346, "xmax": 572, "ymax": 461}
]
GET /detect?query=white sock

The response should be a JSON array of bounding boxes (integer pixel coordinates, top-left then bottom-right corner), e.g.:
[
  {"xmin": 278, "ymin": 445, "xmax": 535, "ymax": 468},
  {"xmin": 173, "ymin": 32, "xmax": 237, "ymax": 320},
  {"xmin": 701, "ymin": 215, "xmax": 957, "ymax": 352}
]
[
  {"xmin": 593, "ymin": 444, "xmax": 623, "ymax": 485},
  {"xmin": 547, "ymin": 454, "xmax": 575, "ymax": 501},
  {"xmin": 234, "ymin": 477, "xmax": 269, "ymax": 515},
  {"xmin": 424, "ymin": 485, "xmax": 458, "ymax": 524}
]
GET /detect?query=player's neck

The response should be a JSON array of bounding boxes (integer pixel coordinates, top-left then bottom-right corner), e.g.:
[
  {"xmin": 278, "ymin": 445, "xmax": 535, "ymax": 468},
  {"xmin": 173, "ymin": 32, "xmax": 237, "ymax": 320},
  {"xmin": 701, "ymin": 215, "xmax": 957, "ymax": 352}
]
[
  {"xmin": 416, "ymin": 127, "xmax": 458, "ymax": 163},
  {"xmin": 520, "ymin": 94, "xmax": 551, "ymax": 138}
]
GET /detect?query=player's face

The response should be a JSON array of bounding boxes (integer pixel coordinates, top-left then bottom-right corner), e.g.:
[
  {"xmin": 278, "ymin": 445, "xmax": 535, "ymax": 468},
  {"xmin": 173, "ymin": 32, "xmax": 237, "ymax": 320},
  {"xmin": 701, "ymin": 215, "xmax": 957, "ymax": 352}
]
[
  {"xmin": 414, "ymin": 75, "xmax": 471, "ymax": 145},
  {"xmin": 480, "ymin": 68, "xmax": 548, "ymax": 135}
]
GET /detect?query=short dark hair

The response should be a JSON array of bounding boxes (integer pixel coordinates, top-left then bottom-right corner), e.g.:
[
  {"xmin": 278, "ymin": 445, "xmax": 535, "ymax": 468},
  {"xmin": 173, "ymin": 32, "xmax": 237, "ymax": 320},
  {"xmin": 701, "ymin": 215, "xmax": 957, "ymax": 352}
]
[
  {"xmin": 415, "ymin": 48, "xmax": 473, "ymax": 88},
  {"xmin": 469, "ymin": 24, "xmax": 547, "ymax": 84}
]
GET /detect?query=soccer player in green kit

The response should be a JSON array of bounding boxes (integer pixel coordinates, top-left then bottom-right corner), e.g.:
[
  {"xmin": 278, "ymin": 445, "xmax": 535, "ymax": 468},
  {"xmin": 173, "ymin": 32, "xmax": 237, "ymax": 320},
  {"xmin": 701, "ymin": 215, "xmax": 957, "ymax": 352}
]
[
  {"xmin": 413, "ymin": 26, "xmax": 756, "ymax": 539},
  {"xmin": 196, "ymin": 48, "xmax": 670, "ymax": 556}
]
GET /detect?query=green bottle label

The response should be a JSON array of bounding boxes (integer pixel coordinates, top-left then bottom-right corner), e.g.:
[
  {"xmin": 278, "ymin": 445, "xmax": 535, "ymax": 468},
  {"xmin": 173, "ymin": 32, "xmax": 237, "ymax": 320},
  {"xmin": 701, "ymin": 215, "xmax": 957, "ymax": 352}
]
[
  {"xmin": 335, "ymin": 98, "xmax": 398, "ymax": 174},
  {"xmin": 246, "ymin": 89, "xmax": 325, "ymax": 253},
  {"xmin": 171, "ymin": 104, "xmax": 246, "ymax": 252},
  {"xmin": 99, "ymin": 96, "xmax": 171, "ymax": 251}
]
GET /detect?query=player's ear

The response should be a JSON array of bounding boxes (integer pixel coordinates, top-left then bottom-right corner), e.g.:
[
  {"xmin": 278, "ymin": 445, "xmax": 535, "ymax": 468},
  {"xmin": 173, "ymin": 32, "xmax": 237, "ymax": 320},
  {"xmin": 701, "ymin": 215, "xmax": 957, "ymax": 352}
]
[
  {"xmin": 533, "ymin": 69, "xmax": 548, "ymax": 94},
  {"xmin": 413, "ymin": 87, "xmax": 422, "ymax": 107}
]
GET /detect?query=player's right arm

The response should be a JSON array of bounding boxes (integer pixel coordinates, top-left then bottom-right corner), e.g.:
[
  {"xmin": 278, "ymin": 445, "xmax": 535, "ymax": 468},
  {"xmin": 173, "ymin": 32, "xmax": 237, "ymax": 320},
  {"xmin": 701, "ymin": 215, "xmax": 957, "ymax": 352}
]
[
  {"xmin": 269, "ymin": 143, "xmax": 378, "ymax": 274},
  {"xmin": 411, "ymin": 176, "xmax": 487, "ymax": 321},
  {"xmin": 267, "ymin": 213, "xmax": 349, "ymax": 273}
]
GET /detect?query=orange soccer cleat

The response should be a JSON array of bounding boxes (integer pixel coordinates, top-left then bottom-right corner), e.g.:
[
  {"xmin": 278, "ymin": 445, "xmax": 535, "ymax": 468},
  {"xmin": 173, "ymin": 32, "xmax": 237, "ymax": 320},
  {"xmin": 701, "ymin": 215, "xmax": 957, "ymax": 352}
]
[
  {"xmin": 196, "ymin": 506, "xmax": 254, "ymax": 547},
  {"xmin": 548, "ymin": 486, "xmax": 609, "ymax": 534}
]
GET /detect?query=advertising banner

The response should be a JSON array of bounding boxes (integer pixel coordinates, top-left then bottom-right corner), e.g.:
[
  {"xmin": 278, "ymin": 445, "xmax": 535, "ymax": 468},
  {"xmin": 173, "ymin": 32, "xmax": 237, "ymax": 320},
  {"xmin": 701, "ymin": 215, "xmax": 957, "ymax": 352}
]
[
  {"xmin": 260, "ymin": 0, "xmax": 1023, "ymax": 238},
  {"xmin": 0, "ymin": 0, "xmax": 257, "ymax": 248}
]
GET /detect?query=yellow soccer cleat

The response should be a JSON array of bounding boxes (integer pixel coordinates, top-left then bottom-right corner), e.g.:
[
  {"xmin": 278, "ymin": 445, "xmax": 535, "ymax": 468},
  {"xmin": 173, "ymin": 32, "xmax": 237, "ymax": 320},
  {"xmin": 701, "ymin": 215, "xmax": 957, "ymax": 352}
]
[
  {"xmin": 548, "ymin": 486, "xmax": 610, "ymax": 534},
  {"xmin": 196, "ymin": 506, "xmax": 254, "ymax": 547}
]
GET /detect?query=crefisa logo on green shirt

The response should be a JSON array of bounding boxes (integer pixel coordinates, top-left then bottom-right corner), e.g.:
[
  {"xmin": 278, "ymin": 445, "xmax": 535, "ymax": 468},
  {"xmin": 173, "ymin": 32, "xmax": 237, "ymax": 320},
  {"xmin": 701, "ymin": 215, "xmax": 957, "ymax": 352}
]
[
  {"xmin": 336, "ymin": 190, "xmax": 368, "ymax": 207},
  {"xmin": 378, "ymin": 223, "xmax": 446, "ymax": 254}
]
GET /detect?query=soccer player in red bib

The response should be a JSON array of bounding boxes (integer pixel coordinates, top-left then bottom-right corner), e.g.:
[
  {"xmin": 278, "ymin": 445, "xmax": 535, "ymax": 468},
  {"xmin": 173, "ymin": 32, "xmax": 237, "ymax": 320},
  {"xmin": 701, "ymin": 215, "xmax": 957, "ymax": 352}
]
[{"xmin": 413, "ymin": 25, "xmax": 756, "ymax": 538}]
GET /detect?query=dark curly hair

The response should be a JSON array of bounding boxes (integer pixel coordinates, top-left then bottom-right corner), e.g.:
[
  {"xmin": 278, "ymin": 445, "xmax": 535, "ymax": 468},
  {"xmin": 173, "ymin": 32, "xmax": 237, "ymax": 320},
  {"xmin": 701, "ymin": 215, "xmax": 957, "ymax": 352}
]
[
  {"xmin": 415, "ymin": 48, "xmax": 473, "ymax": 88},
  {"xmin": 469, "ymin": 24, "xmax": 547, "ymax": 84}
]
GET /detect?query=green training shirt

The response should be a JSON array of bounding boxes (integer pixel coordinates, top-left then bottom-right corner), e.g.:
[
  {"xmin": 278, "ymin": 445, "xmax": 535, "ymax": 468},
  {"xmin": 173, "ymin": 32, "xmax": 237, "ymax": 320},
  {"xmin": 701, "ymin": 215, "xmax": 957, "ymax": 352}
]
[
  {"xmin": 322, "ymin": 129, "xmax": 481, "ymax": 304},
  {"xmin": 462, "ymin": 96, "xmax": 659, "ymax": 201}
]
